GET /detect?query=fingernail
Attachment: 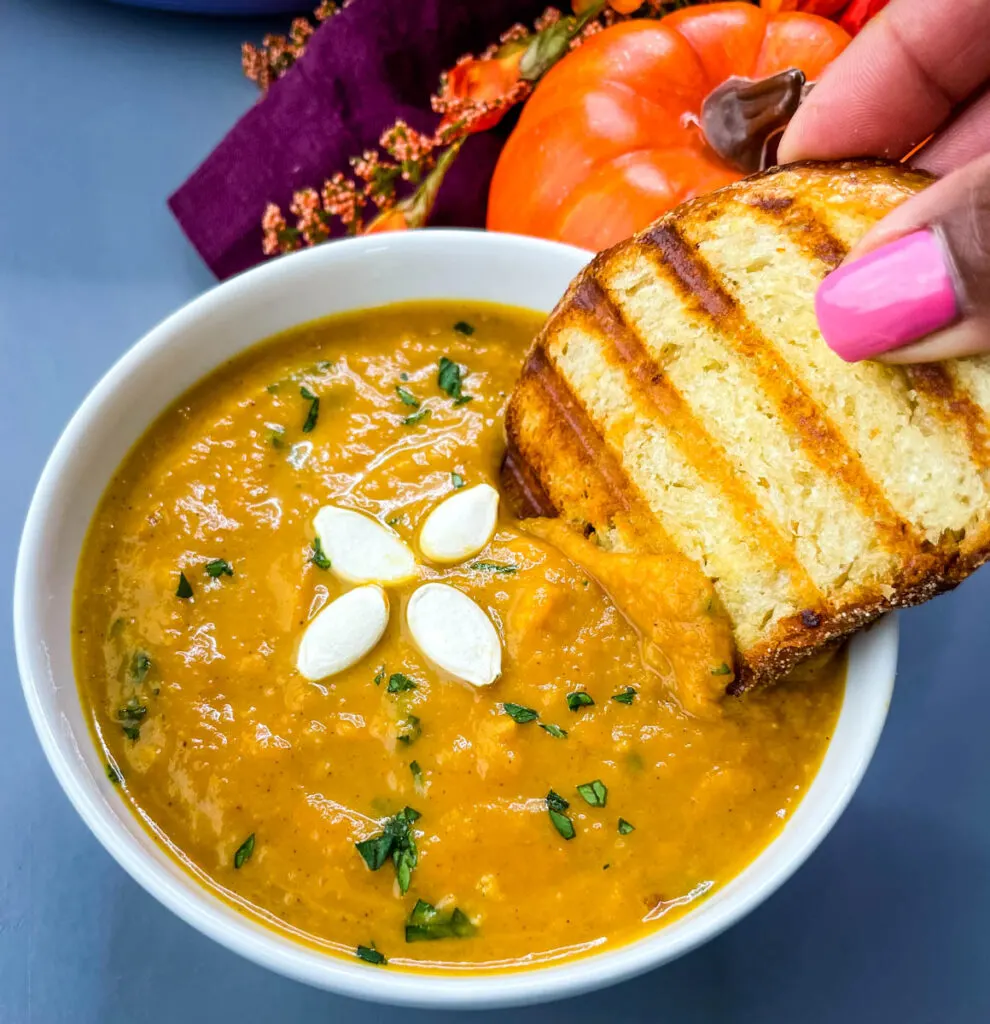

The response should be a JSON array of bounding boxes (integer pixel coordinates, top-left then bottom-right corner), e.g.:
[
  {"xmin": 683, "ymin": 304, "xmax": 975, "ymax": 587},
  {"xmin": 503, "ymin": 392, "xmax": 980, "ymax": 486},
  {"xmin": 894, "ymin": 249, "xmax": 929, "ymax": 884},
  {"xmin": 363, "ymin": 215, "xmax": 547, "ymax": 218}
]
[{"xmin": 815, "ymin": 229, "xmax": 960, "ymax": 361}]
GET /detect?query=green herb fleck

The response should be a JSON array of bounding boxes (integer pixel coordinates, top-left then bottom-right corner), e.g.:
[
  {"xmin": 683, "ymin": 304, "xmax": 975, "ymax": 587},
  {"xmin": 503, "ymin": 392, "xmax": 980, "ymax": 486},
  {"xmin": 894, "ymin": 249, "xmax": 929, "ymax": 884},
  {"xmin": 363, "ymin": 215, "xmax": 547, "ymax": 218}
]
[
  {"xmin": 374, "ymin": 666, "xmax": 386, "ymax": 686},
  {"xmin": 121, "ymin": 724, "xmax": 140, "ymax": 742},
  {"xmin": 451, "ymin": 472, "xmax": 465, "ymax": 489},
  {"xmin": 205, "ymin": 559, "xmax": 233, "ymax": 579},
  {"xmin": 300, "ymin": 386, "xmax": 320, "ymax": 432},
  {"xmin": 355, "ymin": 807, "xmax": 421, "ymax": 894},
  {"xmin": 453, "ymin": 321, "xmax": 475, "ymax": 336},
  {"xmin": 105, "ymin": 762, "xmax": 122, "ymax": 784},
  {"xmin": 437, "ymin": 356, "xmax": 472, "ymax": 404},
  {"xmin": 396, "ymin": 385, "xmax": 420, "ymax": 408},
  {"xmin": 400, "ymin": 372, "xmax": 409, "ymax": 381},
  {"xmin": 547, "ymin": 789, "xmax": 575, "ymax": 840},
  {"xmin": 267, "ymin": 425, "xmax": 285, "ymax": 449},
  {"xmin": 404, "ymin": 900, "xmax": 477, "ymax": 942},
  {"xmin": 577, "ymin": 779, "xmax": 608, "ymax": 808},
  {"xmin": 540, "ymin": 723, "xmax": 567, "ymax": 739},
  {"xmin": 175, "ymin": 572, "xmax": 193, "ymax": 599},
  {"xmin": 117, "ymin": 697, "xmax": 147, "ymax": 723},
  {"xmin": 397, "ymin": 714, "xmax": 421, "ymax": 746},
  {"xmin": 618, "ymin": 818, "xmax": 635, "ymax": 835},
  {"xmin": 356, "ymin": 944, "xmax": 387, "ymax": 965},
  {"xmin": 233, "ymin": 833, "xmax": 255, "ymax": 869},
  {"xmin": 611, "ymin": 687, "xmax": 637, "ymax": 705},
  {"xmin": 409, "ymin": 760, "xmax": 423, "ymax": 785},
  {"xmin": 711, "ymin": 662, "xmax": 732, "ymax": 676},
  {"xmin": 265, "ymin": 382, "xmax": 279, "ymax": 394},
  {"xmin": 387, "ymin": 673, "xmax": 417, "ymax": 694},
  {"xmin": 311, "ymin": 537, "xmax": 331, "ymax": 570},
  {"xmin": 470, "ymin": 561, "xmax": 517, "ymax": 575},
  {"xmin": 402, "ymin": 407, "xmax": 431, "ymax": 427},
  {"xmin": 502, "ymin": 702, "xmax": 539, "ymax": 724},
  {"xmin": 566, "ymin": 691, "xmax": 594, "ymax": 711},
  {"xmin": 129, "ymin": 650, "xmax": 151, "ymax": 683}
]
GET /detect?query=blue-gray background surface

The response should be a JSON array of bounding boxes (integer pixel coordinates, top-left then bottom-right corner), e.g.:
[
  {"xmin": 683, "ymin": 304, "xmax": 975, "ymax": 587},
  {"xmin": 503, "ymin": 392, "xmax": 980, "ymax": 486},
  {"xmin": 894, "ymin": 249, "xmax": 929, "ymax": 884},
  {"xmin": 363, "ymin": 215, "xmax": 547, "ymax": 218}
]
[{"xmin": 2, "ymin": 2, "xmax": 988, "ymax": 1021}]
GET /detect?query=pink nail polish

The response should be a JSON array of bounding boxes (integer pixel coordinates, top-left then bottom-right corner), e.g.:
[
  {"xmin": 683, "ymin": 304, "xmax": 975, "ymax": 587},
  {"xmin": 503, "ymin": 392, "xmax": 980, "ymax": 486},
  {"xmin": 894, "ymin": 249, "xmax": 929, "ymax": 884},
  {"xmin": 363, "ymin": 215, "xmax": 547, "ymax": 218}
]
[{"xmin": 815, "ymin": 229, "xmax": 960, "ymax": 361}]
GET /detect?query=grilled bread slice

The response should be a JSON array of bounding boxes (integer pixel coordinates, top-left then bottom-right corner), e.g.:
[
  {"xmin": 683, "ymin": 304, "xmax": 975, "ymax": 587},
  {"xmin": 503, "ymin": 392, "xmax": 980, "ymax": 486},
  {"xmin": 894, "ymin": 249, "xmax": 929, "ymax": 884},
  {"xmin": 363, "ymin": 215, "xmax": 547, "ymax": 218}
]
[{"xmin": 503, "ymin": 159, "xmax": 990, "ymax": 693}]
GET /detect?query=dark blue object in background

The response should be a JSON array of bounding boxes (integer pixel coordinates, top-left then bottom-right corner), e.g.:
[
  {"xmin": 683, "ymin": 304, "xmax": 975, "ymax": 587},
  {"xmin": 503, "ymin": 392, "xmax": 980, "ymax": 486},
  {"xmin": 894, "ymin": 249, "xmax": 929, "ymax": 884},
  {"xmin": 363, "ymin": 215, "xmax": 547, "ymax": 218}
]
[
  {"xmin": 2, "ymin": 2, "xmax": 989, "ymax": 1022},
  {"xmin": 112, "ymin": 0, "xmax": 307, "ymax": 13}
]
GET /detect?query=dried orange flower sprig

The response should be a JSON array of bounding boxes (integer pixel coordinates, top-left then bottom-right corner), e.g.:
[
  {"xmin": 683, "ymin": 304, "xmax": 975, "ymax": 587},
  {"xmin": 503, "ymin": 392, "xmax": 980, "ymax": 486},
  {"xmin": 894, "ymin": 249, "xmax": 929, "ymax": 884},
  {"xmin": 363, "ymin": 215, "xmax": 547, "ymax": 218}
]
[
  {"xmin": 256, "ymin": 1, "xmax": 656, "ymax": 254},
  {"xmin": 242, "ymin": 1, "xmax": 344, "ymax": 93}
]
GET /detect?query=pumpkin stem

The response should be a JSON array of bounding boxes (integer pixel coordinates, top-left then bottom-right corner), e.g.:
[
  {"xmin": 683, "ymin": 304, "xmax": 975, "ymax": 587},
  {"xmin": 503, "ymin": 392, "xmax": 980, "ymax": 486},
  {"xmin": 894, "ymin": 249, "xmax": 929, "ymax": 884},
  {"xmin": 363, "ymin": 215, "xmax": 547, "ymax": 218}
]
[{"xmin": 700, "ymin": 69, "xmax": 810, "ymax": 174}]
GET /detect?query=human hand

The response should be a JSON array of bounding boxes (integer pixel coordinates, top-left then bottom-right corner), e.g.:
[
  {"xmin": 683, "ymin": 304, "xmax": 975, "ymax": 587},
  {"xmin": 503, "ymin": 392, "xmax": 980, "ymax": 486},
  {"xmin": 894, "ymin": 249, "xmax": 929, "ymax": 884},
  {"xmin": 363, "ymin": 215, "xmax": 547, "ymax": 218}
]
[{"xmin": 779, "ymin": 0, "xmax": 990, "ymax": 363}]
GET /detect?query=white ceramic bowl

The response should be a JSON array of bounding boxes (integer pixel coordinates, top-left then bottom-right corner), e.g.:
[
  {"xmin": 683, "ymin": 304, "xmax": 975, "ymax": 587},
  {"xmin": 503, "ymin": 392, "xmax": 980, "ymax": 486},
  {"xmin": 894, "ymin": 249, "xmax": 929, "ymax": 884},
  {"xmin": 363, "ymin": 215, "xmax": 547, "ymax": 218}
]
[{"xmin": 14, "ymin": 229, "xmax": 897, "ymax": 1009}]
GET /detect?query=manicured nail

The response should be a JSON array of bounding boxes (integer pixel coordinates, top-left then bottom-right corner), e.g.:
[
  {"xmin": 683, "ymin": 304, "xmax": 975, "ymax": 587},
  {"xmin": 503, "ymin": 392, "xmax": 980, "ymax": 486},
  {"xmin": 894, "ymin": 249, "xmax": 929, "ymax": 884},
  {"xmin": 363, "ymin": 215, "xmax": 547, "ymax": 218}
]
[{"xmin": 815, "ymin": 229, "xmax": 960, "ymax": 361}]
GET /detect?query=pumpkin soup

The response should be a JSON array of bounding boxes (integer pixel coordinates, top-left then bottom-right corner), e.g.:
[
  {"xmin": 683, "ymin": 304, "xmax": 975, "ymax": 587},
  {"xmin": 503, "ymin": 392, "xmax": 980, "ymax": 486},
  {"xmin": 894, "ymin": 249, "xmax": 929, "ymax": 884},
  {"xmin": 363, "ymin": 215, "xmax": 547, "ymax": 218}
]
[{"xmin": 73, "ymin": 301, "xmax": 843, "ymax": 971}]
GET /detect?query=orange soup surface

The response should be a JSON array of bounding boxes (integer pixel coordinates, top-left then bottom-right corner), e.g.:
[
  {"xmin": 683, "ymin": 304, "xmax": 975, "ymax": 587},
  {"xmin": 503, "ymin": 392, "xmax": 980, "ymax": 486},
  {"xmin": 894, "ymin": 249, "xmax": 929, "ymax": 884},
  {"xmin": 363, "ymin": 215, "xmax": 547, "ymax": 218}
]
[{"xmin": 74, "ymin": 302, "xmax": 844, "ymax": 971}]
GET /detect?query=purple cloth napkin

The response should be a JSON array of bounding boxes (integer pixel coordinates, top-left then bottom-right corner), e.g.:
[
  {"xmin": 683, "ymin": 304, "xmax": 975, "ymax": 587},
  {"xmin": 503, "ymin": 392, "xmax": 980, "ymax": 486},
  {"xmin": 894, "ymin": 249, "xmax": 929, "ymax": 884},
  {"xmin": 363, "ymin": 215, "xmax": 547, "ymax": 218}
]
[{"xmin": 169, "ymin": 0, "xmax": 549, "ymax": 279}]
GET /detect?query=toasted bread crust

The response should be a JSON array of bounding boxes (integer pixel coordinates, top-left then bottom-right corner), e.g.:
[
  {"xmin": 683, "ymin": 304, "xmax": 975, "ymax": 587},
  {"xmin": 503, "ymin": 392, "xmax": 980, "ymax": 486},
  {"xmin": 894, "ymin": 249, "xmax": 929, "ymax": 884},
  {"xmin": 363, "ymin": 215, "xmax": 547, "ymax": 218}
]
[{"xmin": 504, "ymin": 160, "xmax": 990, "ymax": 692}]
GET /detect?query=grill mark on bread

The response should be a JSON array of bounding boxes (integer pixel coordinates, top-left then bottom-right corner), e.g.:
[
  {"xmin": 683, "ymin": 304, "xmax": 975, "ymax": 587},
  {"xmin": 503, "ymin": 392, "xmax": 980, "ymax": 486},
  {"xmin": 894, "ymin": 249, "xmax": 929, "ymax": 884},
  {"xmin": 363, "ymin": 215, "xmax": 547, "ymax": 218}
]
[
  {"xmin": 506, "ymin": 344, "xmax": 687, "ymax": 558},
  {"xmin": 741, "ymin": 194, "xmax": 849, "ymax": 270},
  {"xmin": 571, "ymin": 273, "xmax": 821, "ymax": 607},
  {"xmin": 517, "ymin": 345, "xmax": 635, "ymax": 507},
  {"xmin": 903, "ymin": 363, "xmax": 990, "ymax": 473},
  {"xmin": 638, "ymin": 223, "xmax": 919, "ymax": 555},
  {"xmin": 501, "ymin": 441, "xmax": 557, "ymax": 519}
]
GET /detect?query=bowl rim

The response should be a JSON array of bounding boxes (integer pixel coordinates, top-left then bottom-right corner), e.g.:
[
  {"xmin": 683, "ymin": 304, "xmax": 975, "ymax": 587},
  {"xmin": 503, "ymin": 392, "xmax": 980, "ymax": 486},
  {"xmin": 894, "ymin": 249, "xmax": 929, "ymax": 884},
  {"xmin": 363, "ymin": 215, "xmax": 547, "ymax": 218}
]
[{"xmin": 14, "ymin": 228, "xmax": 898, "ymax": 1009}]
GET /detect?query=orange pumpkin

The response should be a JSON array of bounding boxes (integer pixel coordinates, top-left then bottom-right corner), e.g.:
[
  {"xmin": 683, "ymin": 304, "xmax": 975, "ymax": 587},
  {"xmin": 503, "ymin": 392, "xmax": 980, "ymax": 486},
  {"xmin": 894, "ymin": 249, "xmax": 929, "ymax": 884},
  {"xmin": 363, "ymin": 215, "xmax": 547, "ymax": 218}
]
[{"xmin": 487, "ymin": 2, "xmax": 849, "ymax": 251}]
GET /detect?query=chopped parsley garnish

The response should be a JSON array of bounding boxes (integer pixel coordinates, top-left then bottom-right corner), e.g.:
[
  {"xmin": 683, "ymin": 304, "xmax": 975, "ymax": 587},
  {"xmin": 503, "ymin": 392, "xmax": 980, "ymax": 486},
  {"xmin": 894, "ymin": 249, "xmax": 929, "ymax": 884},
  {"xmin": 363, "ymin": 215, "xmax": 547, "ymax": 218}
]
[
  {"xmin": 105, "ymin": 762, "xmax": 122, "ymax": 784},
  {"xmin": 402, "ymin": 407, "xmax": 431, "ymax": 427},
  {"xmin": 267, "ymin": 425, "xmax": 285, "ymax": 449},
  {"xmin": 121, "ymin": 724, "xmax": 140, "ymax": 742},
  {"xmin": 470, "ymin": 562, "xmax": 517, "ymax": 575},
  {"xmin": 437, "ymin": 356, "xmax": 473, "ymax": 405},
  {"xmin": 374, "ymin": 666, "xmax": 386, "ymax": 686},
  {"xmin": 502, "ymin": 702, "xmax": 539, "ymax": 724},
  {"xmin": 540, "ymin": 723, "xmax": 567, "ymax": 739},
  {"xmin": 566, "ymin": 691, "xmax": 594, "ymax": 711},
  {"xmin": 409, "ymin": 760, "xmax": 423, "ymax": 785},
  {"xmin": 310, "ymin": 537, "xmax": 331, "ymax": 570},
  {"xmin": 387, "ymin": 673, "xmax": 417, "ymax": 694},
  {"xmin": 577, "ymin": 779, "xmax": 608, "ymax": 808},
  {"xmin": 233, "ymin": 833, "xmax": 255, "ymax": 869},
  {"xmin": 451, "ymin": 472, "xmax": 465, "ymax": 489},
  {"xmin": 711, "ymin": 662, "xmax": 732, "ymax": 676},
  {"xmin": 618, "ymin": 818, "xmax": 635, "ymax": 835},
  {"xmin": 175, "ymin": 572, "xmax": 193, "ymax": 599},
  {"xmin": 611, "ymin": 687, "xmax": 637, "ymax": 705},
  {"xmin": 355, "ymin": 806, "xmax": 421, "ymax": 894},
  {"xmin": 547, "ymin": 789, "xmax": 575, "ymax": 840},
  {"xmin": 397, "ymin": 714, "xmax": 421, "ymax": 746},
  {"xmin": 300, "ymin": 386, "xmax": 320, "ymax": 432},
  {"xmin": 396, "ymin": 385, "xmax": 420, "ymax": 408},
  {"xmin": 453, "ymin": 321, "xmax": 475, "ymax": 336},
  {"xmin": 405, "ymin": 900, "xmax": 477, "ymax": 942},
  {"xmin": 356, "ymin": 944, "xmax": 387, "ymax": 965},
  {"xmin": 205, "ymin": 558, "xmax": 233, "ymax": 578},
  {"xmin": 117, "ymin": 697, "xmax": 147, "ymax": 723},
  {"xmin": 129, "ymin": 650, "xmax": 151, "ymax": 684}
]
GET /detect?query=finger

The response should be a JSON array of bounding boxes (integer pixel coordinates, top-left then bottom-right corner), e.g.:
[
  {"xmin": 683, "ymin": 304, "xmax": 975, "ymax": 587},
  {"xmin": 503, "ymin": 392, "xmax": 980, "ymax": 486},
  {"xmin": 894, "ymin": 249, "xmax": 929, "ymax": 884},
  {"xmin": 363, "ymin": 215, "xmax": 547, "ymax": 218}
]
[
  {"xmin": 814, "ymin": 152, "xmax": 990, "ymax": 362},
  {"xmin": 778, "ymin": 0, "xmax": 990, "ymax": 163},
  {"xmin": 914, "ymin": 87, "xmax": 990, "ymax": 177}
]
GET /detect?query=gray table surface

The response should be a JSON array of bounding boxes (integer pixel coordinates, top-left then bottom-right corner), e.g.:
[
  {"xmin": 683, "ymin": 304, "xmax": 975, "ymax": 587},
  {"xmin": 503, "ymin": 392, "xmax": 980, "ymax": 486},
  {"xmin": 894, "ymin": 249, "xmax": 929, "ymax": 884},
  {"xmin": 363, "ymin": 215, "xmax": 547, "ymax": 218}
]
[{"xmin": 3, "ymin": 2, "xmax": 990, "ymax": 1021}]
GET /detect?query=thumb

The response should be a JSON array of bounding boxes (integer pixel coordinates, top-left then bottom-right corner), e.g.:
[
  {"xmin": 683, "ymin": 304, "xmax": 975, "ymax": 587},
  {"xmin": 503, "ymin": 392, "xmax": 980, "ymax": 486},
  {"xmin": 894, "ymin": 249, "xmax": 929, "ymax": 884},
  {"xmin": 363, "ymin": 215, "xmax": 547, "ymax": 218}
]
[{"xmin": 815, "ymin": 153, "xmax": 990, "ymax": 363}]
